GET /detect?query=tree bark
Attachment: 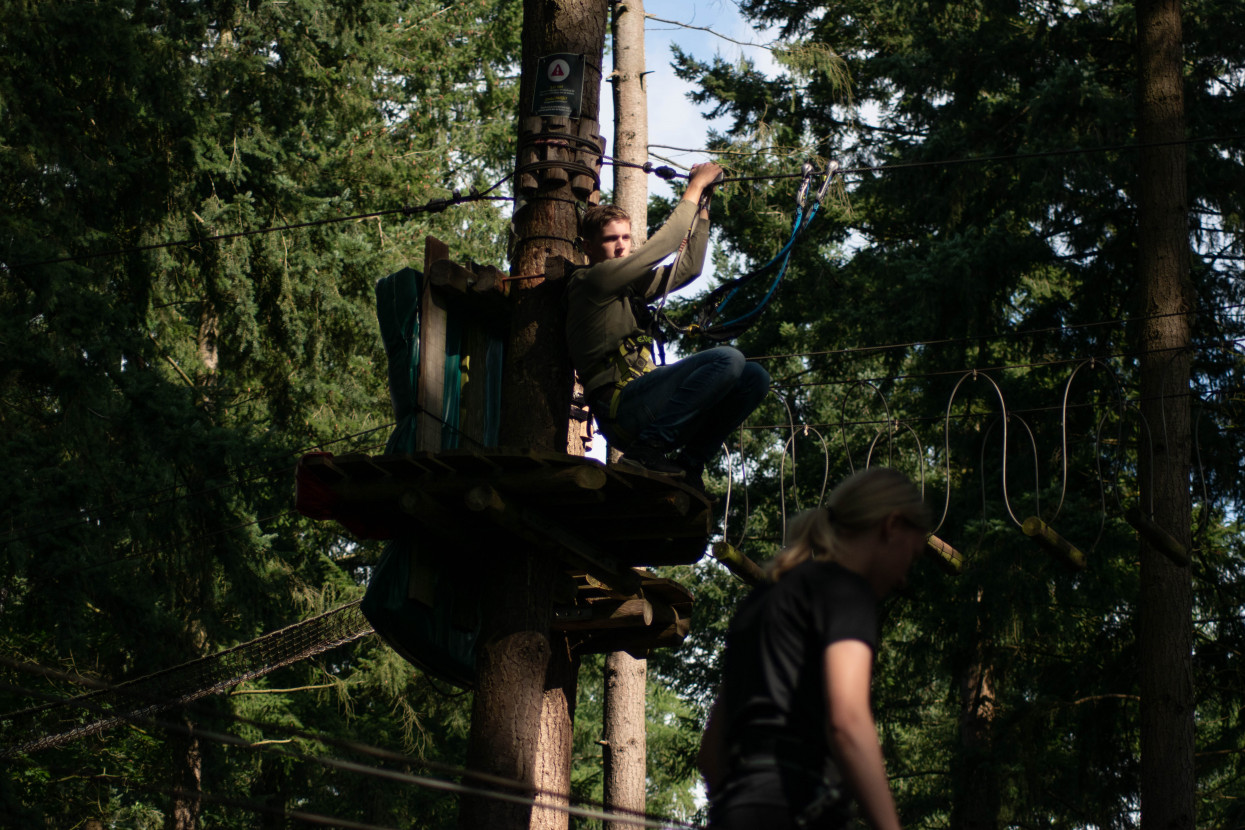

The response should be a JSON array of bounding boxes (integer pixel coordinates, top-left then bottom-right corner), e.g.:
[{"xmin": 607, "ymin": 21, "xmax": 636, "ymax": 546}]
[
  {"xmin": 610, "ymin": 0, "xmax": 650, "ymax": 247},
  {"xmin": 601, "ymin": 6, "xmax": 650, "ymax": 828},
  {"xmin": 532, "ymin": 639, "xmax": 582, "ymax": 830},
  {"xmin": 167, "ymin": 722, "xmax": 202, "ymax": 830},
  {"xmin": 603, "ymin": 650, "xmax": 648, "ymax": 830},
  {"xmin": 1134, "ymin": 1, "xmax": 1195, "ymax": 828},
  {"xmin": 460, "ymin": 3, "xmax": 609, "ymax": 829},
  {"xmin": 952, "ymin": 589, "xmax": 999, "ymax": 830}
]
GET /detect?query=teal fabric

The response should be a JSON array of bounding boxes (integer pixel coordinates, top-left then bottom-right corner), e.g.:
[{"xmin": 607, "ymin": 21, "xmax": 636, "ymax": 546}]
[
  {"xmin": 375, "ymin": 267, "xmax": 422, "ymax": 455},
  {"xmin": 360, "ymin": 539, "xmax": 479, "ymax": 689},
  {"xmin": 484, "ymin": 334, "xmax": 503, "ymax": 445},
  {"xmin": 441, "ymin": 311, "xmax": 465, "ymax": 448},
  {"xmin": 373, "ymin": 265, "xmax": 503, "ymax": 451},
  {"xmin": 364, "ymin": 266, "xmax": 496, "ymax": 689}
]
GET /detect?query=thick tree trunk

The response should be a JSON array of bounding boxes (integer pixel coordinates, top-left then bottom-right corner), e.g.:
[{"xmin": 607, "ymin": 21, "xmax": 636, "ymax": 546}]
[
  {"xmin": 460, "ymin": 3, "xmax": 609, "ymax": 829},
  {"xmin": 610, "ymin": 0, "xmax": 649, "ymax": 247},
  {"xmin": 532, "ymin": 640, "xmax": 582, "ymax": 830},
  {"xmin": 1134, "ymin": 1, "xmax": 1195, "ymax": 828},
  {"xmin": 952, "ymin": 589, "xmax": 999, "ymax": 830},
  {"xmin": 603, "ymin": 651, "xmax": 647, "ymax": 830},
  {"xmin": 167, "ymin": 723, "xmax": 202, "ymax": 830},
  {"xmin": 601, "ymin": 5, "xmax": 651, "ymax": 829}
]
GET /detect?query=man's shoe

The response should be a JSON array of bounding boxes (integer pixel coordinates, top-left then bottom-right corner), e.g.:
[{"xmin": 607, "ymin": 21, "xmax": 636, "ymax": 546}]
[
  {"xmin": 617, "ymin": 440, "xmax": 685, "ymax": 477},
  {"xmin": 673, "ymin": 451, "xmax": 718, "ymax": 503}
]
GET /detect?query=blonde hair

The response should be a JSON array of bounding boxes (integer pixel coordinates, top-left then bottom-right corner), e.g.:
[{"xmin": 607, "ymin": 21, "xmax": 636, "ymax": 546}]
[{"xmin": 767, "ymin": 467, "xmax": 931, "ymax": 580}]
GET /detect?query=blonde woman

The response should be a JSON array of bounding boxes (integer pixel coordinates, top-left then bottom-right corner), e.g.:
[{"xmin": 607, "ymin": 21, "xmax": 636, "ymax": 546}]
[{"xmin": 699, "ymin": 468, "xmax": 932, "ymax": 830}]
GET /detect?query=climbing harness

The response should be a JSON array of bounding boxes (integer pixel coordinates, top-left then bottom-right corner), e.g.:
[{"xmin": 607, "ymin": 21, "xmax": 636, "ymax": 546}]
[
  {"xmin": 686, "ymin": 159, "xmax": 840, "ymax": 342},
  {"xmin": 578, "ymin": 277, "xmax": 669, "ymax": 424},
  {"xmin": 587, "ymin": 160, "xmax": 837, "ymax": 423},
  {"xmin": 593, "ymin": 332, "xmax": 659, "ymax": 419}
]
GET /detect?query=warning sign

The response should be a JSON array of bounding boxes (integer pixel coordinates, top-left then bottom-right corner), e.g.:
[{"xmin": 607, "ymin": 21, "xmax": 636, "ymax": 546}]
[{"xmin": 532, "ymin": 53, "xmax": 585, "ymax": 118}]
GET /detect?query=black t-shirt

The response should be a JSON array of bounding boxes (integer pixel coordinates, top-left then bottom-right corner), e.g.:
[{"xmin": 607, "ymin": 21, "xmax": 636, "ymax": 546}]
[{"xmin": 716, "ymin": 559, "xmax": 879, "ymax": 809}]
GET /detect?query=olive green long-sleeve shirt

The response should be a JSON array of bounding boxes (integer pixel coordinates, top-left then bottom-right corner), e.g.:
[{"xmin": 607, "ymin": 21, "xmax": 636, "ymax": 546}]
[{"xmin": 566, "ymin": 200, "xmax": 710, "ymax": 395}]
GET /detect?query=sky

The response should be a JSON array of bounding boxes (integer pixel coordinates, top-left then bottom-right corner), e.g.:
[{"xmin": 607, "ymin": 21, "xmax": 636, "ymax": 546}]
[
  {"xmin": 582, "ymin": 2, "xmax": 779, "ymax": 461},
  {"xmin": 597, "ymin": 1, "xmax": 779, "ymax": 203}
]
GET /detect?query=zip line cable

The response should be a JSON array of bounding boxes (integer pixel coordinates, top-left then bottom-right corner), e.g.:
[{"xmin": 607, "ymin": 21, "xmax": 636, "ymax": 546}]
[
  {"xmin": 767, "ymin": 341, "xmax": 1235, "ymax": 392},
  {"xmin": 6, "ymin": 330, "xmax": 1237, "ymax": 555},
  {"xmin": 738, "ymin": 387, "xmax": 1227, "ymax": 433},
  {"xmin": 606, "ymin": 133, "xmax": 1245, "ymax": 185},
  {"xmin": 746, "ymin": 302, "xmax": 1245, "ymax": 365},
  {"xmin": 26, "ymin": 509, "xmax": 302, "ymax": 587},
  {"xmin": 3, "ymin": 388, "xmax": 503, "ymax": 551},
  {"xmin": 0, "ymin": 422, "xmax": 394, "ymax": 549},
  {"xmin": 7, "ymin": 133, "xmax": 1240, "ymax": 274},
  {"xmin": 6, "ymin": 293, "xmax": 1238, "ymax": 556},
  {"xmin": 1, "ymin": 178, "xmax": 515, "ymax": 272},
  {"xmin": 2, "ymin": 657, "xmax": 704, "ymax": 829},
  {"xmin": 5, "ymin": 395, "xmax": 498, "ymax": 562}
]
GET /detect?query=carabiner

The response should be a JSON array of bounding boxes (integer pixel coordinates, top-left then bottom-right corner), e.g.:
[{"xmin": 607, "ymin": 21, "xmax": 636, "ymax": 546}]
[
  {"xmin": 795, "ymin": 161, "xmax": 815, "ymax": 210},
  {"xmin": 815, "ymin": 159, "xmax": 840, "ymax": 204}
]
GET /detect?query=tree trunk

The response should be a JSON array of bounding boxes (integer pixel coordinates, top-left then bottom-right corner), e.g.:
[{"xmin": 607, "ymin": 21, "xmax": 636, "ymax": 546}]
[
  {"xmin": 166, "ymin": 722, "xmax": 202, "ymax": 830},
  {"xmin": 602, "ymin": 6, "xmax": 650, "ymax": 828},
  {"xmin": 603, "ymin": 650, "xmax": 648, "ymax": 830},
  {"xmin": 532, "ymin": 639, "xmax": 582, "ymax": 830},
  {"xmin": 952, "ymin": 589, "xmax": 999, "ymax": 830},
  {"xmin": 1135, "ymin": 1, "xmax": 1195, "ymax": 828},
  {"xmin": 610, "ymin": 0, "xmax": 649, "ymax": 247},
  {"xmin": 460, "ymin": 3, "xmax": 609, "ymax": 829}
]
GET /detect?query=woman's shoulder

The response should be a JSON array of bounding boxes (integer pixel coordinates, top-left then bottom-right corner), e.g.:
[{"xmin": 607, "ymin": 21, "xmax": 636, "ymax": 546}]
[{"xmin": 786, "ymin": 558, "xmax": 863, "ymax": 585}]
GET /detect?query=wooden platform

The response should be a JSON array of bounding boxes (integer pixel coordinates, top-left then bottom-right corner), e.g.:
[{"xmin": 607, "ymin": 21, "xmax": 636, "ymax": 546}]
[
  {"xmin": 556, "ymin": 570, "xmax": 693, "ymax": 657},
  {"xmin": 297, "ymin": 448, "xmax": 713, "ymax": 590}
]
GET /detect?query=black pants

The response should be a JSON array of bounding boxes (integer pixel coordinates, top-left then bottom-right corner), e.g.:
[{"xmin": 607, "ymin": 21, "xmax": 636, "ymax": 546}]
[{"xmin": 708, "ymin": 802, "xmax": 848, "ymax": 830}]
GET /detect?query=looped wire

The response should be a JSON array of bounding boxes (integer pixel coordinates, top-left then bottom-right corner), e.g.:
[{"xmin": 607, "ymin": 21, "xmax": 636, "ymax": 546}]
[
  {"xmin": 839, "ymin": 380, "xmax": 894, "ymax": 474},
  {"xmin": 780, "ymin": 425, "xmax": 831, "ymax": 540},
  {"xmin": 935, "ymin": 370, "xmax": 1020, "ymax": 536},
  {"xmin": 1051, "ymin": 358, "xmax": 1128, "ymax": 525}
]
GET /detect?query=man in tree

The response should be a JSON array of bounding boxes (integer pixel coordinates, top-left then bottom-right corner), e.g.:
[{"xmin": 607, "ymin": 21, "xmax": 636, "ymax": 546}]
[{"xmin": 566, "ymin": 161, "xmax": 770, "ymax": 494}]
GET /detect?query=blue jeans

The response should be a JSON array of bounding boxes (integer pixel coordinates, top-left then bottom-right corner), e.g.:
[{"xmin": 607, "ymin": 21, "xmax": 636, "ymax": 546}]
[{"xmin": 597, "ymin": 347, "xmax": 770, "ymax": 465}]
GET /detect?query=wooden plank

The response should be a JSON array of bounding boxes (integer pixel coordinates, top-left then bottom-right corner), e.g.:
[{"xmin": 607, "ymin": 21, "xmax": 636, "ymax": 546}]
[
  {"xmin": 551, "ymin": 598, "xmax": 653, "ymax": 632},
  {"xmin": 572, "ymin": 621, "xmax": 689, "ymax": 656},
  {"xmin": 416, "ymin": 236, "xmax": 451, "ymax": 452},
  {"xmin": 428, "ymin": 258, "xmax": 474, "ymax": 293},
  {"xmin": 463, "ymin": 484, "xmax": 642, "ymax": 595},
  {"xmin": 458, "ymin": 321, "xmax": 493, "ymax": 448}
]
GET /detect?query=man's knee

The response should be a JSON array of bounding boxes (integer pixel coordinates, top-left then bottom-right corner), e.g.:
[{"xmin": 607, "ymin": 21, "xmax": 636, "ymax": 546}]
[
  {"xmin": 705, "ymin": 346, "xmax": 748, "ymax": 378},
  {"xmin": 739, "ymin": 360, "xmax": 770, "ymax": 401},
  {"xmin": 744, "ymin": 361, "xmax": 770, "ymax": 387}
]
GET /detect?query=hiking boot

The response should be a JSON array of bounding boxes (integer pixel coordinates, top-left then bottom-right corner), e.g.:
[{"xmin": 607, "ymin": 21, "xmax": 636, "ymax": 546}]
[
  {"xmin": 617, "ymin": 440, "xmax": 685, "ymax": 477},
  {"xmin": 672, "ymin": 451, "xmax": 718, "ymax": 503}
]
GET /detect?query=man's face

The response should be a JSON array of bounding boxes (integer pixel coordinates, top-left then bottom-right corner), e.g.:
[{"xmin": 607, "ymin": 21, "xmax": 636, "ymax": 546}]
[{"xmin": 585, "ymin": 219, "xmax": 632, "ymax": 263}]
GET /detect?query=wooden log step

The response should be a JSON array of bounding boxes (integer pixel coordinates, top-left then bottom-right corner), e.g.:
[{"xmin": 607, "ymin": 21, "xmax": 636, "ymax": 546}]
[{"xmin": 552, "ymin": 598, "xmax": 653, "ymax": 632}]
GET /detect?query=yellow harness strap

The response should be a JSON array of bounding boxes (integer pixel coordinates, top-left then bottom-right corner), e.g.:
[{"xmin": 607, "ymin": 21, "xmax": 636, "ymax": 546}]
[{"xmin": 602, "ymin": 335, "xmax": 656, "ymax": 419}]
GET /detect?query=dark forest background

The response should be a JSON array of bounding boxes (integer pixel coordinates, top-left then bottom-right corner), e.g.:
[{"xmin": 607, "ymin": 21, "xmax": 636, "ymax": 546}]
[{"xmin": 2, "ymin": 1, "xmax": 1242, "ymax": 827}]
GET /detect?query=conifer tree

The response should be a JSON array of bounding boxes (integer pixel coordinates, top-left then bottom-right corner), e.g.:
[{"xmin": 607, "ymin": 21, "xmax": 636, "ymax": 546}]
[
  {"xmin": 1, "ymin": 1, "xmax": 521, "ymax": 826},
  {"xmin": 653, "ymin": 1, "xmax": 1245, "ymax": 826}
]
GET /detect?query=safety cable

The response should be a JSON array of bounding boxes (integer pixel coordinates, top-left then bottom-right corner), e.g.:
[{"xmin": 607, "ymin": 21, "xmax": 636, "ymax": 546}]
[
  {"xmin": 7, "ymin": 133, "xmax": 1241, "ymax": 274},
  {"xmin": 0, "ymin": 423, "xmax": 394, "ymax": 550},
  {"xmin": 748, "ymin": 302, "xmax": 1245, "ymax": 365},
  {"xmin": 1, "ymin": 657, "xmax": 704, "ymax": 829},
  {"xmin": 1, "ymin": 176, "xmax": 515, "ymax": 271},
  {"xmin": 694, "ymin": 160, "xmax": 839, "ymax": 341}
]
